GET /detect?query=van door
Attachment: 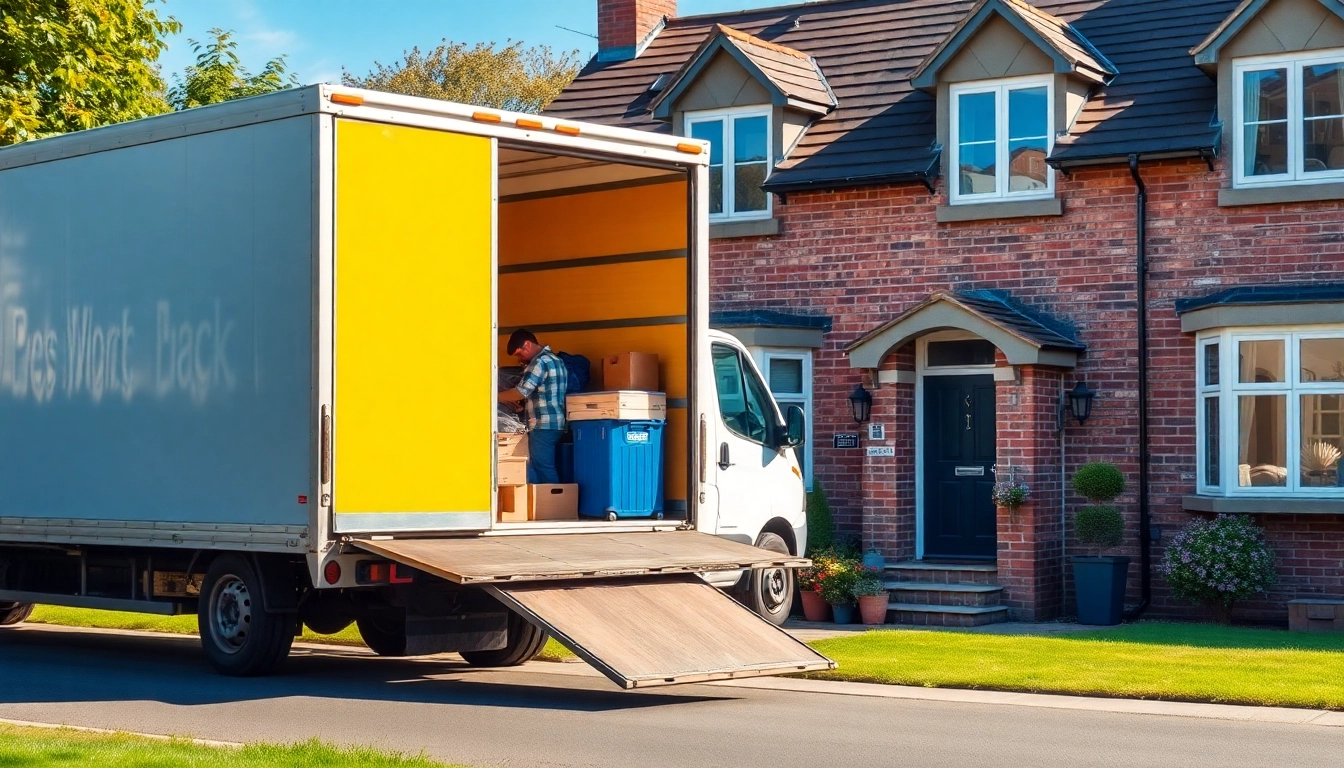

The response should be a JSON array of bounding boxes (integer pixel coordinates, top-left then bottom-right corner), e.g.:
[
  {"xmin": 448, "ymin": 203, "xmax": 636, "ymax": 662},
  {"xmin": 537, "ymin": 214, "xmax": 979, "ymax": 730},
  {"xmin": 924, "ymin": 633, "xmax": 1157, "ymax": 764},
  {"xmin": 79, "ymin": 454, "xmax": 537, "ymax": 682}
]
[{"xmin": 709, "ymin": 342, "xmax": 790, "ymax": 545}]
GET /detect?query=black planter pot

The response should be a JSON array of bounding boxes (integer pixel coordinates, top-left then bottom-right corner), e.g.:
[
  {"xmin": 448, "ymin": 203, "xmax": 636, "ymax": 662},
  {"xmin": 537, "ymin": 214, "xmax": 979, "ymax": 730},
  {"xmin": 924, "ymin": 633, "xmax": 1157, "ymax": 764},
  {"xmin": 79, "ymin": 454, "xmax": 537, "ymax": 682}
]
[{"xmin": 1072, "ymin": 556, "xmax": 1130, "ymax": 626}]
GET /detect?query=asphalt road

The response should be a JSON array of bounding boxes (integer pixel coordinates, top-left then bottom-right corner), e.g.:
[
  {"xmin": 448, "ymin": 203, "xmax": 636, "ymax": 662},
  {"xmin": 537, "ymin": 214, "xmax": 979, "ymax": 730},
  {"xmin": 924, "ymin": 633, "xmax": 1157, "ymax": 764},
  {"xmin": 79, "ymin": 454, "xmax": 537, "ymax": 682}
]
[{"xmin": 0, "ymin": 624, "xmax": 1339, "ymax": 768}]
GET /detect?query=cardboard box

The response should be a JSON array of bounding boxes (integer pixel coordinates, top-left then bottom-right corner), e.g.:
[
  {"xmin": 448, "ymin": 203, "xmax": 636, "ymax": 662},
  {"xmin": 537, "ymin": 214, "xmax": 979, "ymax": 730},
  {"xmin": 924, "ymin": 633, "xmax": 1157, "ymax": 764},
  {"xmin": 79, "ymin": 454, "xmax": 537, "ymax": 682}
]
[
  {"xmin": 498, "ymin": 457, "xmax": 528, "ymax": 486},
  {"xmin": 567, "ymin": 390, "xmax": 667, "ymax": 422},
  {"xmin": 498, "ymin": 485, "xmax": 529, "ymax": 522},
  {"xmin": 529, "ymin": 483, "xmax": 579, "ymax": 520},
  {"xmin": 602, "ymin": 352, "xmax": 659, "ymax": 391},
  {"xmin": 496, "ymin": 432, "xmax": 529, "ymax": 458}
]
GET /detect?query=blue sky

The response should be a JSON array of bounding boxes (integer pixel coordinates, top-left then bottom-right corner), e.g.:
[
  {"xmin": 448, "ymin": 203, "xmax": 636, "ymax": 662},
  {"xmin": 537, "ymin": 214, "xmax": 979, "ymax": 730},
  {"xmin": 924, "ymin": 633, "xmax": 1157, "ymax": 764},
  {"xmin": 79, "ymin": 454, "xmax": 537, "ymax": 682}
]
[{"xmin": 154, "ymin": 1, "xmax": 783, "ymax": 87}]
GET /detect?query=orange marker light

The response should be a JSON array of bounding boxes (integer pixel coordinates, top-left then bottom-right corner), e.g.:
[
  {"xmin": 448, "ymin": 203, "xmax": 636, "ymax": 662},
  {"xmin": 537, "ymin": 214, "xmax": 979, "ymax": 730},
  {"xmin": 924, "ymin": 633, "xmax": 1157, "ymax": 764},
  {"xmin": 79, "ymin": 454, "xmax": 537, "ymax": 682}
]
[
  {"xmin": 554, "ymin": 124, "xmax": 581, "ymax": 136},
  {"xmin": 516, "ymin": 118, "xmax": 544, "ymax": 130},
  {"xmin": 676, "ymin": 142, "xmax": 704, "ymax": 155},
  {"xmin": 329, "ymin": 93, "xmax": 364, "ymax": 106},
  {"xmin": 473, "ymin": 111, "xmax": 503, "ymax": 123}
]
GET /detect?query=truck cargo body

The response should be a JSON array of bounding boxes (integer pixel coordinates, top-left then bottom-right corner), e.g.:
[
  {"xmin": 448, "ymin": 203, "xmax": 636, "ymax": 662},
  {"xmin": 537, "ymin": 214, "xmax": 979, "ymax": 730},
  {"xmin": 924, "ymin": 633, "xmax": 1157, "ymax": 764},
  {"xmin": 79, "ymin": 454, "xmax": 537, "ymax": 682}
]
[{"xmin": 0, "ymin": 87, "xmax": 829, "ymax": 686}]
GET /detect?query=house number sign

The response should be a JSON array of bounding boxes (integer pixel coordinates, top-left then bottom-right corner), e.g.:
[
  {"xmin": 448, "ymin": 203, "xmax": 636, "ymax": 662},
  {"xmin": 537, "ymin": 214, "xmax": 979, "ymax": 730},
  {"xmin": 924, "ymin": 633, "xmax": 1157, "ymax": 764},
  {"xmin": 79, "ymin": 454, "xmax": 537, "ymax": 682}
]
[
  {"xmin": 833, "ymin": 433, "xmax": 860, "ymax": 449},
  {"xmin": 866, "ymin": 446, "xmax": 896, "ymax": 457}
]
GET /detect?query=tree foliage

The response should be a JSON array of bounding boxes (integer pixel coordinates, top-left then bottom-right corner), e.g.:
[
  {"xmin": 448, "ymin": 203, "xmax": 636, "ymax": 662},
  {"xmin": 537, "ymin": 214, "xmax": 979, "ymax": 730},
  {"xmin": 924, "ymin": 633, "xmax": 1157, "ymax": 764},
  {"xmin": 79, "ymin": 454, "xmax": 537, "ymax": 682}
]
[
  {"xmin": 342, "ymin": 40, "xmax": 581, "ymax": 114},
  {"xmin": 168, "ymin": 28, "xmax": 296, "ymax": 110},
  {"xmin": 0, "ymin": 0, "xmax": 180, "ymax": 145}
]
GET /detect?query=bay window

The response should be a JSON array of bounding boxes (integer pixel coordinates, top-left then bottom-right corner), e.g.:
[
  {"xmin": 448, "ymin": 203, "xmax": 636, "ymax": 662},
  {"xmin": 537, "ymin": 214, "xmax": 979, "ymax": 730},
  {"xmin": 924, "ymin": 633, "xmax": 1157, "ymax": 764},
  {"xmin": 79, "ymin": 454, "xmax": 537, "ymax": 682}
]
[
  {"xmin": 1197, "ymin": 328, "xmax": 1344, "ymax": 496},
  {"xmin": 1234, "ymin": 49, "xmax": 1344, "ymax": 187},
  {"xmin": 686, "ymin": 108, "xmax": 771, "ymax": 220},
  {"xmin": 949, "ymin": 76, "xmax": 1053, "ymax": 204}
]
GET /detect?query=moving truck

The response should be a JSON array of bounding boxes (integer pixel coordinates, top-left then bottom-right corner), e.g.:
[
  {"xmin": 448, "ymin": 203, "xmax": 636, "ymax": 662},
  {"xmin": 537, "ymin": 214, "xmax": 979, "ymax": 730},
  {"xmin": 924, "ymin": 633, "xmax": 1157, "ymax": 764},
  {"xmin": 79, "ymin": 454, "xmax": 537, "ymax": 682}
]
[{"xmin": 0, "ymin": 86, "xmax": 833, "ymax": 687}]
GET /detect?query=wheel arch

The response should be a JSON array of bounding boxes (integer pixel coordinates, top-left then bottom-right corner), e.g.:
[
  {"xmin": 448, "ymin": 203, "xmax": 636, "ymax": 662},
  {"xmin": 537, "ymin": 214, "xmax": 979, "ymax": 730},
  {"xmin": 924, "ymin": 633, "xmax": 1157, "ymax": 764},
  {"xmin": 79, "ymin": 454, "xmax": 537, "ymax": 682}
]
[{"xmin": 759, "ymin": 518, "xmax": 798, "ymax": 556}]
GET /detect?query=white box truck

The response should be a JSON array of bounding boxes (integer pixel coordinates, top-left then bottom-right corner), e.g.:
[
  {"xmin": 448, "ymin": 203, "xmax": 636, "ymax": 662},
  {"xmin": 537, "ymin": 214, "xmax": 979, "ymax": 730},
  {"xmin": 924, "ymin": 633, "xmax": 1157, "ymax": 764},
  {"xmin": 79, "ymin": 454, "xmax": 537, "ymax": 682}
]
[{"xmin": 0, "ymin": 86, "xmax": 832, "ymax": 687}]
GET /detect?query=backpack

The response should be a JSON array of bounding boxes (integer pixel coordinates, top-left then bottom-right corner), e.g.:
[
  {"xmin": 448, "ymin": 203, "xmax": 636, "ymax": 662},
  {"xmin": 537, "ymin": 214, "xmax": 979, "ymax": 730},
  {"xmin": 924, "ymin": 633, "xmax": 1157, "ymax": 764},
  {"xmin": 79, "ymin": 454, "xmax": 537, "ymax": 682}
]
[{"xmin": 555, "ymin": 351, "xmax": 591, "ymax": 394}]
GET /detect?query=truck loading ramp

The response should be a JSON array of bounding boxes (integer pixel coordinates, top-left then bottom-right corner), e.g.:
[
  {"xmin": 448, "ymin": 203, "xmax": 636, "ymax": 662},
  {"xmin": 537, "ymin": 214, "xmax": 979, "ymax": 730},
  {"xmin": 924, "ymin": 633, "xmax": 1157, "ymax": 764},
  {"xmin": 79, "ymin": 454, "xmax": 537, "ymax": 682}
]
[{"xmin": 352, "ymin": 531, "xmax": 835, "ymax": 688}]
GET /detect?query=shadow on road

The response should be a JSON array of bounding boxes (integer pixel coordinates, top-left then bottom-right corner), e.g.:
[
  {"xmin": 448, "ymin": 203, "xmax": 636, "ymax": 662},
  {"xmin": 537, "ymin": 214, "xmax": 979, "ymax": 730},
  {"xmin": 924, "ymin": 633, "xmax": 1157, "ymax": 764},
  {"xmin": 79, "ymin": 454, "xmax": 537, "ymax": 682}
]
[{"xmin": 0, "ymin": 626, "xmax": 730, "ymax": 712}]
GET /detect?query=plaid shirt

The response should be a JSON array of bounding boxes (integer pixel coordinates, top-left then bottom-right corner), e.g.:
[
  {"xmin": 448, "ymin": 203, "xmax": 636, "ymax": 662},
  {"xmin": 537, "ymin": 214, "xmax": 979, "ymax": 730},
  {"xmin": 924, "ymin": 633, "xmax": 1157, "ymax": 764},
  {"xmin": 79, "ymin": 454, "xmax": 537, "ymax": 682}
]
[{"xmin": 515, "ymin": 346, "xmax": 568, "ymax": 430}]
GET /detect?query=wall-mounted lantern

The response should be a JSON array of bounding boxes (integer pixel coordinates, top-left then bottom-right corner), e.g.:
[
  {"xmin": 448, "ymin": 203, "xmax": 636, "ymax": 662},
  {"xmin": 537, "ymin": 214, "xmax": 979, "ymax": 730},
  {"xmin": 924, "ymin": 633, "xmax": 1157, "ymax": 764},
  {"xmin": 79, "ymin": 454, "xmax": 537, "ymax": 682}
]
[
  {"xmin": 848, "ymin": 383, "xmax": 873, "ymax": 424},
  {"xmin": 1060, "ymin": 381, "xmax": 1096, "ymax": 429}
]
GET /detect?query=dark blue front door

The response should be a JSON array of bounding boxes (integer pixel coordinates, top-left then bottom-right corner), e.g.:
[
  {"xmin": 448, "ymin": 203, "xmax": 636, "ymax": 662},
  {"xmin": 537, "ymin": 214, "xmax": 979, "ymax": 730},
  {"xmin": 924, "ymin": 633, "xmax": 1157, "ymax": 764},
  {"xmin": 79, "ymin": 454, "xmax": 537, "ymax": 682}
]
[{"xmin": 923, "ymin": 374, "xmax": 997, "ymax": 559}]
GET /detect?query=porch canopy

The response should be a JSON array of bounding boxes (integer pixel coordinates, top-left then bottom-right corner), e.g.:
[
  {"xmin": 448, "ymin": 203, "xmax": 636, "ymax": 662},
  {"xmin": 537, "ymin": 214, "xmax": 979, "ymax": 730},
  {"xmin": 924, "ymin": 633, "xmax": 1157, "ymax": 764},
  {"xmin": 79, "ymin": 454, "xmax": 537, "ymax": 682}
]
[{"xmin": 846, "ymin": 290, "xmax": 1085, "ymax": 369}]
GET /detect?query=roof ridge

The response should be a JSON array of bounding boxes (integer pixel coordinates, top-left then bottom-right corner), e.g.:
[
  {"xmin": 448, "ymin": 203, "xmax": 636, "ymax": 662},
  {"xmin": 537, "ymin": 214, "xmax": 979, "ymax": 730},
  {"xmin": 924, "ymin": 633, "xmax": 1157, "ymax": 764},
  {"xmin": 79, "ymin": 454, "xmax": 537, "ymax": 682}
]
[{"xmin": 715, "ymin": 23, "xmax": 814, "ymax": 61}]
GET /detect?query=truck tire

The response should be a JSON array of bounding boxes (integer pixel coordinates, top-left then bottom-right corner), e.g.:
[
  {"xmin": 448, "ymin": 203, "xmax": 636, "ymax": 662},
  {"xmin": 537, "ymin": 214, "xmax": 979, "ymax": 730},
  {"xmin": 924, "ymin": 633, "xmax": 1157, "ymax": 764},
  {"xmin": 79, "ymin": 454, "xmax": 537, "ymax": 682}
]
[
  {"xmin": 0, "ymin": 602, "xmax": 33, "ymax": 626},
  {"xmin": 743, "ymin": 532, "xmax": 794, "ymax": 626},
  {"xmin": 460, "ymin": 610, "xmax": 547, "ymax": 667},
  {"xmin": 356, "ymin": 616, "xmax": 407, "ymax": 657},
  {"xmin": 198, "ymin": 554, "xmax": 295, "ymax": 676}
]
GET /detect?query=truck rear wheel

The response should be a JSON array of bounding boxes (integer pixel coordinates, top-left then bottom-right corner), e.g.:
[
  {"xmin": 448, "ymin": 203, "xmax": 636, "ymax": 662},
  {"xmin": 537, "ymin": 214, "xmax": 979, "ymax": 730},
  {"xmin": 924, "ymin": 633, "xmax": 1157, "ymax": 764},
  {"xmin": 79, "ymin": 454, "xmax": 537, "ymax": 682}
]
[
  {"xmin": 0, "ymin": 602, "xmax": 33, "ymax": 626},
  {"xmin": 742, "ymin": 532, "xmax": 794, "ymax": 626},
  {"xmin": 198, "ymin": 555, "xmax": 295, "ymax": 676},
  {"xmin": 356, "ymin": 616, "xmax": 407, "ymax": 657},
  {"xmin": 460, "ymin": 610, "xmax": 547, "ymax": 667}
]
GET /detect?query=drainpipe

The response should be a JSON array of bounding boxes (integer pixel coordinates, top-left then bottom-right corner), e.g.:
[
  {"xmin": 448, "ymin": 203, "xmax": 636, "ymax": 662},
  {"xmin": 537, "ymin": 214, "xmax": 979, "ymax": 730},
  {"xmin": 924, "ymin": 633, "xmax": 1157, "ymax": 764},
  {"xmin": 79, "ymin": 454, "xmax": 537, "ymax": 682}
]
[{"xmin": 1126, "ymin": 154, "xmax": 1151, "ymax": 621}]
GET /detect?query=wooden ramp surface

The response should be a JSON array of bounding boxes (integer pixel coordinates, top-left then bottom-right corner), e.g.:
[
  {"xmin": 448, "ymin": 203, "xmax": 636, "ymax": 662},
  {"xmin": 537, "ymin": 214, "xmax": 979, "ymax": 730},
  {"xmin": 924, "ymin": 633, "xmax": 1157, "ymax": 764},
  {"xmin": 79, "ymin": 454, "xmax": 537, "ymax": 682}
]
[
  {"xmin": 488, "ymin": 576, "xmax": 836, "ymax": 688},
  {"xmin": 352, "ymin": 530, "xmax": 808, "ymax": 584}
]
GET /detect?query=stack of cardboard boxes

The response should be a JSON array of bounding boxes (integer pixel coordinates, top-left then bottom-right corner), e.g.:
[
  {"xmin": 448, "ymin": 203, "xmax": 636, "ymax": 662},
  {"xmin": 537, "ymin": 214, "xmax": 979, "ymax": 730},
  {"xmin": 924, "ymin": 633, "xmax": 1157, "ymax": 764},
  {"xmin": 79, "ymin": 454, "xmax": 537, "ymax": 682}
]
[{"xmin": 496, "ymin": 432, "xmax": 580, "ymax": 523}]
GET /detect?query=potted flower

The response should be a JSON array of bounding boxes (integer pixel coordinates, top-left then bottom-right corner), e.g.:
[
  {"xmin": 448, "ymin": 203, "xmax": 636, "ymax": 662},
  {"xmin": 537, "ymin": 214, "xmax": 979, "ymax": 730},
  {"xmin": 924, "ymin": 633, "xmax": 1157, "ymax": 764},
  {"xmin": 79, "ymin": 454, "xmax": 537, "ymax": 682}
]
[
  {"xmin": 1159, "ymin": 514, "xmax": 1277, "ymax": 624},
  {"xmin": 1071, "ymin": 462, "xmax": 1128, "ymax": 625},
  {"xmin": 991, "ymin": 469, "xmax": 1029, "ymax": 520},
  {"xmin": 853, "ymin": 566, "xmax": 888, "ymax": 625},
  {"xmin": 796, "ymin": 559, "xmax": 830, "ymax": 623},
  {"xmin": 818, "ymin": 554, "xmax": 859, "ymax": 624}
]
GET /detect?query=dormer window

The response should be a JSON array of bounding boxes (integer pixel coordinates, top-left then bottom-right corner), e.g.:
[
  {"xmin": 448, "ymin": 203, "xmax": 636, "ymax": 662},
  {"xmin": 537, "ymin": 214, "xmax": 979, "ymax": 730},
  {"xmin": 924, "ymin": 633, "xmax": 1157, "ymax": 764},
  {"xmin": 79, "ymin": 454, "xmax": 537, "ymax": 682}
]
[
  {"xmin": 687, "ymin": 108, "xmax": 771, "ymax": 219},
  {"xmin": 1234, "ymin": 50, "xmax": 1344, "ymax": 188},
  {"xmin": 949, "ymin": 76, "xmax": 1054, "ymax": 204}
]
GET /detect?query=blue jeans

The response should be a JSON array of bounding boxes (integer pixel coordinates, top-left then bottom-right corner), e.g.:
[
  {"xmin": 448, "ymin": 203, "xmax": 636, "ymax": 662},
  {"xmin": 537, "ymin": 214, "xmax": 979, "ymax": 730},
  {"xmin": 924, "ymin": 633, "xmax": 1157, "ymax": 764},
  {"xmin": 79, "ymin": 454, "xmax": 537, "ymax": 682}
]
[{"xmin": 527, "ymin": 429, "xmax": 563, "ymax": 485}]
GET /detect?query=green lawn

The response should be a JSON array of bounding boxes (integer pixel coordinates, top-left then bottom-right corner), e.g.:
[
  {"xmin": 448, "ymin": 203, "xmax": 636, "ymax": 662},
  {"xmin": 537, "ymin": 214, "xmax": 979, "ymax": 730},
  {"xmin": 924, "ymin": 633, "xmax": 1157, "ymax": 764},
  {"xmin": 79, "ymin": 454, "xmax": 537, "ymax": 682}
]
[
  {"xmin": 26, "ymin": 606, "xmax": 575, "ymax": 660},
  {"xmin": 0, "ymin": 724, "xmax": 463, "ymax": 767},
  {"xmin": 808, "ymin": 623, "xmax": 1344, "ymax": 710}
]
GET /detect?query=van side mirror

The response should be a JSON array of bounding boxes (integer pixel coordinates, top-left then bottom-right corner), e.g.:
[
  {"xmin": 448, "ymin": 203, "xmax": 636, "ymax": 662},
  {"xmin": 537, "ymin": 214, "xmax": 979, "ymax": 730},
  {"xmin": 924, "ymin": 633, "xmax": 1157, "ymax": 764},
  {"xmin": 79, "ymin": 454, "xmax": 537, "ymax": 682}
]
[{"xmin": 784, "ymin": 405, "xmax": 806, "ymax": 448}]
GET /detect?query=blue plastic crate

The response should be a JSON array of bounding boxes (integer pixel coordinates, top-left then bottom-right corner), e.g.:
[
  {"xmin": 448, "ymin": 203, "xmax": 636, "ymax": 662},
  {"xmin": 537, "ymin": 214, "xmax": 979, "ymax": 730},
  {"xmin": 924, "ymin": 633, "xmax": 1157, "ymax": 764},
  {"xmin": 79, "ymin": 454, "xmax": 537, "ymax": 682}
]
[{"xmin": 571, "ymin": 419, "xmax": 665, "ymax": 519}]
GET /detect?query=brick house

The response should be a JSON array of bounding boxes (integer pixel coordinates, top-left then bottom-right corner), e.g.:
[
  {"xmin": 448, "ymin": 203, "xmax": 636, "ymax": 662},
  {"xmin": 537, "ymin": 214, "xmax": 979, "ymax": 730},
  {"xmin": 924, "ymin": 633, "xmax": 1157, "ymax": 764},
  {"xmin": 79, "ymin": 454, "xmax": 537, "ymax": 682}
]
[{"xmin": 549, "ymin": 0, "xmax": 1344, "ymax": 625}]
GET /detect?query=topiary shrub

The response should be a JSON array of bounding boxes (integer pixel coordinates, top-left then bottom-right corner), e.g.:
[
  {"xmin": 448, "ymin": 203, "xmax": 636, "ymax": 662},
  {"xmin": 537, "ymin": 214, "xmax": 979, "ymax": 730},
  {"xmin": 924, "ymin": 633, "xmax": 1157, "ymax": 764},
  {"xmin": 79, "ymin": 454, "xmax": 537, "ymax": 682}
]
[
  {"xmin": 1075, "ymin": 505, "xmax": 1125, "ymax": 550},
  {"xmin": 1073, "ymin": 462, "xmax": 1126, "ymax": 504},
  {"xmin": 805, "ymin": 483, "xmax": 835, "ymax": 555},
  {"xmin": 1159, "ymin": 514, "xmax": 1277, "ymax": 623}
]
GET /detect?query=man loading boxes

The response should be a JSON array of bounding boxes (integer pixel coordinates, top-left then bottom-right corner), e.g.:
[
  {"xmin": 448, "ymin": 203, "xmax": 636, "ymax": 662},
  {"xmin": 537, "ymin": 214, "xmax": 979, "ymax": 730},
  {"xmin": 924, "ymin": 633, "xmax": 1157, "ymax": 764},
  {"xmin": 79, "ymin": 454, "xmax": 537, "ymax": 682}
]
[{"xmin": 498, "ymin": 329, "xmax": 567, "ymax": 484}]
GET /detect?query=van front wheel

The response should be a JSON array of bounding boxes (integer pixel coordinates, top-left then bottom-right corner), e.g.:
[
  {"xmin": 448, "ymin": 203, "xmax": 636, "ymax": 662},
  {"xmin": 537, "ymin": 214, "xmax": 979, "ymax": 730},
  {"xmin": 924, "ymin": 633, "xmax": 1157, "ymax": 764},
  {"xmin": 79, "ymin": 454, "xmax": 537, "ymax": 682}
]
[{"xmin": 744, "ymin": 532, "xmax": 794, "ymax": 626}]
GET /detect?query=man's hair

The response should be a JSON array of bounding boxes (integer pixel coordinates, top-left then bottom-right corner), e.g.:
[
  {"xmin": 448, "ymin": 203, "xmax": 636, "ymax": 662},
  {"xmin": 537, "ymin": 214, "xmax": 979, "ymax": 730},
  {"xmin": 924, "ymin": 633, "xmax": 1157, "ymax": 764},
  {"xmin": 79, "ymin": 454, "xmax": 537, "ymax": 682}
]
[{"xmin": 506, "ymin": 329, "xmax": 538, "ymax": 355}]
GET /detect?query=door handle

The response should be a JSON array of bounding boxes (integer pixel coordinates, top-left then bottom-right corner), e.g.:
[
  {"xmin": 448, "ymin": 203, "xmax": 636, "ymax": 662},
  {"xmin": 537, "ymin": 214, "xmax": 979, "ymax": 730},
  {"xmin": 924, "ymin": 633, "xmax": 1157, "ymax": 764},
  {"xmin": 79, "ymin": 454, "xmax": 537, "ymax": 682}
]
[{"xmin": 718, "ymin": 442, "xmax": 733, "ymax": 470}]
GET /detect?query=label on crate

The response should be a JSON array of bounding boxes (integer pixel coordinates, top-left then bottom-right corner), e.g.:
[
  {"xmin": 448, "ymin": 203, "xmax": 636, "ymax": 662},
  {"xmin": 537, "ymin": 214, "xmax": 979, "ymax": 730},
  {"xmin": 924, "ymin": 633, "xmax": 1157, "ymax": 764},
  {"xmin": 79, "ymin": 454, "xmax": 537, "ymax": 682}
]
[{"xmin": 627, "ymin": 431, "xmax": 649, "ymax": 443}]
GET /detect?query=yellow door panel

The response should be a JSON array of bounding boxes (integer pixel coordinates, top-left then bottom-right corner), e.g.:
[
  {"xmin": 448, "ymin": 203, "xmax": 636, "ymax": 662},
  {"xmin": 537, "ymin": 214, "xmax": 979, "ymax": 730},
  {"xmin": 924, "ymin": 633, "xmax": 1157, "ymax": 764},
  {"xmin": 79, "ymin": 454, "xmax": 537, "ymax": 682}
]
[{"xmin": 335, "ymin": 120, "xmax": 494, "ymax": 526}]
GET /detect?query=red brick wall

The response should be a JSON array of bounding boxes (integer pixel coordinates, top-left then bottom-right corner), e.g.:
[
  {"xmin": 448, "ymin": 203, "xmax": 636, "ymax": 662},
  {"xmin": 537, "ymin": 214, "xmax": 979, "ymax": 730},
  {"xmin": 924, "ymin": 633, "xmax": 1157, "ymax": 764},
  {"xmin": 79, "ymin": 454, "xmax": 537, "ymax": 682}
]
[
  {"xmin": 710, "ymin": 158, "xmax": 1344, "ymax": 622},
  {"xmin": 598, "ymin": 0, "xmax": 676, "ymax": 54}
]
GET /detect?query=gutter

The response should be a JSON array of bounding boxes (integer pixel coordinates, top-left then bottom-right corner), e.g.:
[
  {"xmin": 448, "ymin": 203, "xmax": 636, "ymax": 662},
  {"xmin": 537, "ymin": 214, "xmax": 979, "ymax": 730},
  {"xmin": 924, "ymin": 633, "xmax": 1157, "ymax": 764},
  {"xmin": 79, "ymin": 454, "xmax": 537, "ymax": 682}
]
[{"xmin": 1125, "ymin": 153, "xmax": 1152, "ymax": 622}]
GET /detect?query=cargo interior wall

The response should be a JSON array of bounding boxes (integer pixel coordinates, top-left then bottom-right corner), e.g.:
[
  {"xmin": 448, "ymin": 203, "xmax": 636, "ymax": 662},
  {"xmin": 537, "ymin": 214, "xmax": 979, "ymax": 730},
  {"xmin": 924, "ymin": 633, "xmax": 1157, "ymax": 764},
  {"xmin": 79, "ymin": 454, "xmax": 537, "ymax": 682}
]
[{"xmin": 498, "ymin": 175, "xmax": 690, "ymax": 515}]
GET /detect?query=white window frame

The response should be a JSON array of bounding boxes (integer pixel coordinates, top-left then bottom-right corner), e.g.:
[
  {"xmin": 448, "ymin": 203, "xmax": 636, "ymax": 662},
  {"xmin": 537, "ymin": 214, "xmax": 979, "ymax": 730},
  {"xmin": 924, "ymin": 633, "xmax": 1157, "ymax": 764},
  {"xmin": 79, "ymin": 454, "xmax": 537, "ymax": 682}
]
[
  {"xmin": 1233, "ymin": 48, "xmax": 1344, "ymax": 188},
  {"xmin": 750, "ymin": 347, "xmax": 812, "ymax": 490},
  {"xmin": 685, "ymin": 106, "xmax": 773, "ymax": 221},
  {"xmin": 1195, "ymin": 325, "xmax": 1344, "ymax": 498},
  {"xmin": 948, "ymin": 74, "xmax": 1055, "ymax": 205}
]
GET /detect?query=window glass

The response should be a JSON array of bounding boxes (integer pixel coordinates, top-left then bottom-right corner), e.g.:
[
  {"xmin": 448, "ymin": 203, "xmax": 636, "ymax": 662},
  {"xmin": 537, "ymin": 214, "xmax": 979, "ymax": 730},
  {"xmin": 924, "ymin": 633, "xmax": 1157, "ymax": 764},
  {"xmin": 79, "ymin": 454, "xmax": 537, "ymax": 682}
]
[
  {"xmin": 1238, "ymin": 339, "xmax": 1285, "ymax": 383},
  {"xmin": 1301, "ymin": 394, "xmax": 1344, "ymax": 488},
  {"xmin": 1204, "ymin": 342, "xmax": 1220, "ymax": 387},
  {"xmin": 733, "ymin": 116, "xmax": 769, "ymax": 213},
  {"xmin": 712, "ymin": 345, "xmax": 770, "ymax": 443},
  {"xmin": 1238, "ymin": 394, "xmax": 1287, "ymax": 487},
  {"xmin": 1302, "ymin": 63, "xmax": 1344, "ymax": 174},
  {"xmin": 690, "ymin": 119, "xmax": 724, "ymax": 215},
  {"xmin": 767, "ymin": 358, "xmax": 803, "ymax": 395},
  {"xmin": 1243, "ymin": 68, "xmax": 1289, "ymax": 177},
  {"xmin": 958, "ymin": 91, "xmax": 997, "ymax": 196},
  {"xmin": 1300, "ymin": 337, "xmax": 1344, "ymax": 382},
  {"xmin": 1007, "ymin": 86, "xmax": 1049, "ymax": 191},
  {"xmin": 927, "ymin": 339, "xmax": 997, "ymax": 367},
  {"xmin": 1204, "ymin": 397, "xmax": 1220, "ymax": 487}
]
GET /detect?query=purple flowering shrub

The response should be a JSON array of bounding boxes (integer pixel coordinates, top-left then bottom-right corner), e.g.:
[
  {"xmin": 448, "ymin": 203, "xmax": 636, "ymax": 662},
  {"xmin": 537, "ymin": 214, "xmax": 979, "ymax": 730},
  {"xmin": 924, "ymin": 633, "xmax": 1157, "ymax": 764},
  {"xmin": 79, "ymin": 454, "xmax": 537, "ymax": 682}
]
[{"xmin": 1159, "ymin": 515, "xmax": 1277, "ymax": 609}]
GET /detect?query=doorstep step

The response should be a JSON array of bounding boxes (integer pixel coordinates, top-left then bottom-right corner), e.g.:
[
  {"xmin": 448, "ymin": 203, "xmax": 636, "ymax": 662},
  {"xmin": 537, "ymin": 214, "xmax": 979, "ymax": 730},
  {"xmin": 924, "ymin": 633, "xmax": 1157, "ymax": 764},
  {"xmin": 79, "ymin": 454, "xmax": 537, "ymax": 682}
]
[
  {"xmin": 888, "ymin": 603, "xmax": 1009, "ymax": 628},
  {"xmin": 885, "ymin": 561, "xmax": 997, "ymax": 585},
  {"xmin": 885, "ymin": 581, "xmax": 1002, "ymax": 607}
]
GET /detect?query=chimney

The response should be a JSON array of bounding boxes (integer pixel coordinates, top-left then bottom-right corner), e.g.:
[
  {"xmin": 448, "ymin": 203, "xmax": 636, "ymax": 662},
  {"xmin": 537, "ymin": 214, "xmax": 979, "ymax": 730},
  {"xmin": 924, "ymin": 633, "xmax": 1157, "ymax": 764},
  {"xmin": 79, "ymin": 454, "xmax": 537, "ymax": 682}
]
[{"xmin": 598, "ymin": 0, "xmax": 676, "ymax": 62}]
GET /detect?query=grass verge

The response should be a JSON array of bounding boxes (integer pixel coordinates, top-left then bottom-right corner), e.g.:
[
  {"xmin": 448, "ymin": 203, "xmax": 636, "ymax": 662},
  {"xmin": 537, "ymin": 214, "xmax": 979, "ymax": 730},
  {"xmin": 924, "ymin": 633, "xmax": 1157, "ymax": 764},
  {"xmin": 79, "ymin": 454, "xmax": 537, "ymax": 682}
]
[
  {"xmin": 0, "ymin": 723, "xmax": 463, "ymax": 767},
  {"xmin": 26, "ymin": 606, "xmax": 576, "ymax": 660},
  {"xmin": 807, "ymin": 622, "xmax": 1344, "ymax": 710}
]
